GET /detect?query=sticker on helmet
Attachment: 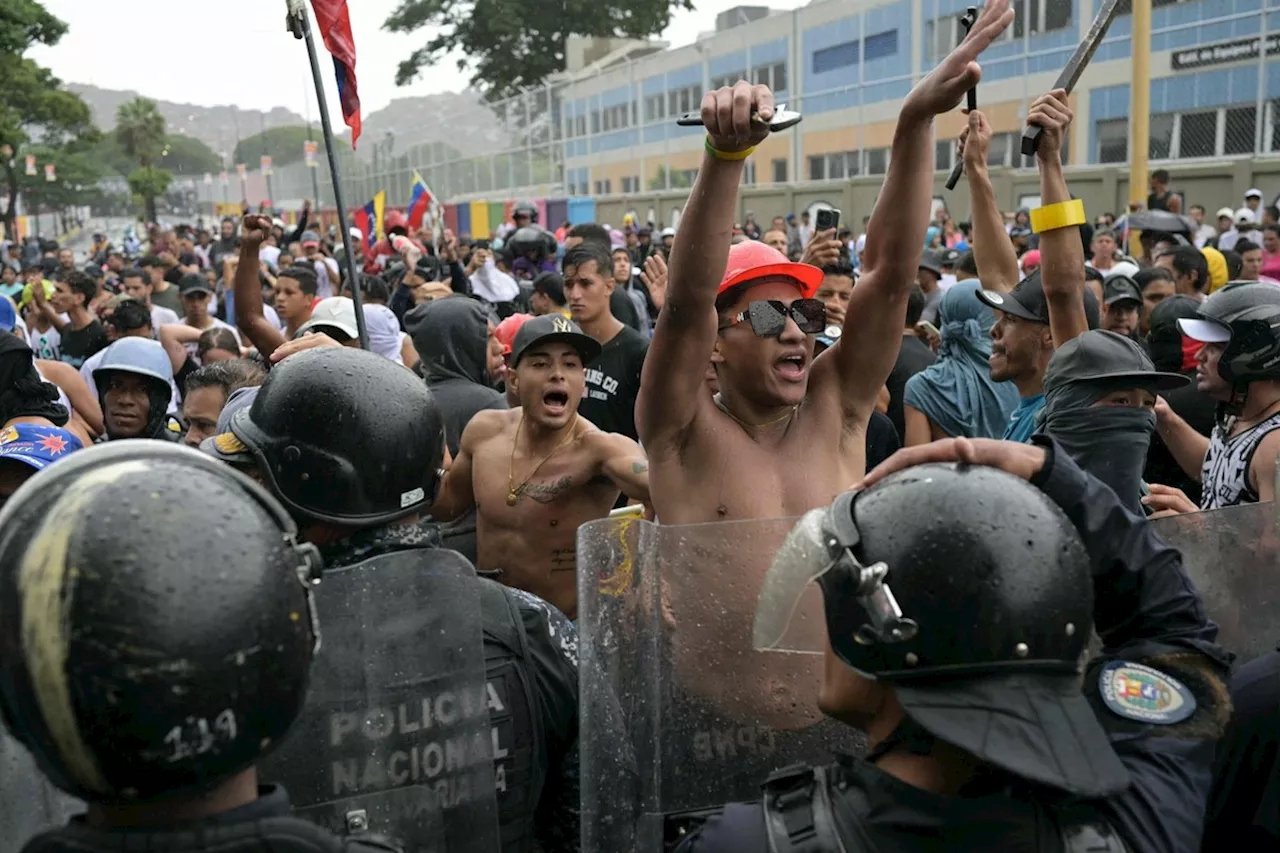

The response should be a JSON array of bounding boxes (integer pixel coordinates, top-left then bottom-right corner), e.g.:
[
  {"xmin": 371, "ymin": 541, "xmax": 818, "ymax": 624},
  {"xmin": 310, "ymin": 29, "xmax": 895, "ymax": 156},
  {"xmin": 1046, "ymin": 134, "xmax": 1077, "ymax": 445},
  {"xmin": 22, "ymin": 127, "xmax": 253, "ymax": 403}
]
[
  {"xmin": 401, "ymin": 486, "xmax": 425, "ymax": 508},
  {"xmin": 1098, "ymin": 660, "xmax": 1196, "ymax": 725},
  {"xmin": 214, "ymin": 432, "xmax": 248, "ymax": 455}
]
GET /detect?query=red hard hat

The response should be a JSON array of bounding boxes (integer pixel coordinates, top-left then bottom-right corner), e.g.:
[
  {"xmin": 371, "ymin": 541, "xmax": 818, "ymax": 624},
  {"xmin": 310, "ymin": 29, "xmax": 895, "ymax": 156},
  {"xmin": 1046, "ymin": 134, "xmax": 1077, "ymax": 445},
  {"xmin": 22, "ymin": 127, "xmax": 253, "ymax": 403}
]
[{"xmin": 717, "ymin": 240, "xmax": 822, "ymax": 300}]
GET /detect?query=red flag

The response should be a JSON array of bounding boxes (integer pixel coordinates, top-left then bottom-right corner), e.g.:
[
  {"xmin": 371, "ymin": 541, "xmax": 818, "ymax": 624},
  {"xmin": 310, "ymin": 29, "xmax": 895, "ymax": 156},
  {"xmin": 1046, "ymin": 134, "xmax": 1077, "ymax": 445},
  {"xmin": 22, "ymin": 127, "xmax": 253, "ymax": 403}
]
[{"xmin": 310, "ymin": 0, "xmax": 362, "ymax": 147}]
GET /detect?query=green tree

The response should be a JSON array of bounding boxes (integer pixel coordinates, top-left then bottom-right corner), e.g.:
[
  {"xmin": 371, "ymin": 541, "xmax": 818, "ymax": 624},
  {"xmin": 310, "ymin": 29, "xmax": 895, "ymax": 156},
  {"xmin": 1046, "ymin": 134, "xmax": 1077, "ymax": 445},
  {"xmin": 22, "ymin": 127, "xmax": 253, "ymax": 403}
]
[
  {"xmin": 384, "ymin": 0, "xmax": 692, "ymax": 100},
  {"xmin": 157, "ymin": 134, "xmax": 223, "ymax": 176},
  {"xmin": 19, "ymin": 144, "xmax": 106, "ymax": 233},
  {"xmin": 115, "ymin": 97, "xmax": 168, "ymax": 222},
  {"xmin": 232, "ymin": 125, "xmax": 343, "ymax": 171},
  {"xmin": 0, "ymin": 0, "xmax": 97, "ymax": 238}
]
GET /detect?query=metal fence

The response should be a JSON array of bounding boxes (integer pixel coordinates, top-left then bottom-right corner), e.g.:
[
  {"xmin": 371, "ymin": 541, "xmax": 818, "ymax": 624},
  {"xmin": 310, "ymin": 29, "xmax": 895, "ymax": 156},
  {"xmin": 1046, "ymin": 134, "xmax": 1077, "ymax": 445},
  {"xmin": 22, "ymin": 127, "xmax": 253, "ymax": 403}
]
[{"xmin": 184, "ymin": 0, "xmax": 1280, "ymax": 214}]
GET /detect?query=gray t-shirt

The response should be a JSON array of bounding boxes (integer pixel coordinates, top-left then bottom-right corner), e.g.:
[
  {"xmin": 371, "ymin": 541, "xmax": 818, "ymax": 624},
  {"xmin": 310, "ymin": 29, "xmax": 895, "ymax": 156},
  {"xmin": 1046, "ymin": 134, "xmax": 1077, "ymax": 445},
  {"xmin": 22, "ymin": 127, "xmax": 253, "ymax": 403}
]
[{"xmin": 920, "ymin": 285, "xmax": 943, "ymax": 326}]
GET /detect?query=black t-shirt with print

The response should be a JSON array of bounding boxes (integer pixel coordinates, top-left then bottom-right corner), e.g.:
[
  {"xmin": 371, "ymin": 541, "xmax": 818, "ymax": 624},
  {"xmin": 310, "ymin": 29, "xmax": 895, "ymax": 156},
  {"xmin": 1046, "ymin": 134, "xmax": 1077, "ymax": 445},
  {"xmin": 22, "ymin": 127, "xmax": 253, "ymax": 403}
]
[
  {"xmin": 58, "ymin": 319, "xmax": 108, "ymax": 369},
  {"xmin": 578, "ymin": 324, "xmax": 648, "ymax": 441}
]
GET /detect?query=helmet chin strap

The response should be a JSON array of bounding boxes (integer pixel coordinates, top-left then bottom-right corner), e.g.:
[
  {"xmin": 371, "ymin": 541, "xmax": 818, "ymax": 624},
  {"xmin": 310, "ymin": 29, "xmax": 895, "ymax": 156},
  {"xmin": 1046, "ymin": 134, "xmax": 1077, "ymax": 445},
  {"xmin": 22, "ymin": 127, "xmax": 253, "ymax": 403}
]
[{"xmin": 866, "ymin": 714, "xmax": 936, "ymax": 764}]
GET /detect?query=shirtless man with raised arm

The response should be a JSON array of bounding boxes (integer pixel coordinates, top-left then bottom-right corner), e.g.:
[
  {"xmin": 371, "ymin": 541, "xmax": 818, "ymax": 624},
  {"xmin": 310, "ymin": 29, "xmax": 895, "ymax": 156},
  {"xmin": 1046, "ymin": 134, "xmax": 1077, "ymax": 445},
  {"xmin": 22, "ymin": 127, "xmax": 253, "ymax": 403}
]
[
  {"xmin": 638, "ymin": 0, "xmax": 1014, "ymax": 526},
  {"xmin": 432, "ymin": 314, "xmax": 650, "ymax": 618}
]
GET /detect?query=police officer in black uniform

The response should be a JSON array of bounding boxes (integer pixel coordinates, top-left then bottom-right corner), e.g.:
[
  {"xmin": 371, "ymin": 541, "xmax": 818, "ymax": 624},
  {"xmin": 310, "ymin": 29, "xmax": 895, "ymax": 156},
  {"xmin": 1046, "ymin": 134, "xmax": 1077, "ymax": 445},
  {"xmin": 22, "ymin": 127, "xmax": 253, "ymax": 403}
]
[
  {"xmin": 677, "ymin": 436, "xmax": 1231, "ymax": 853},
  {"xmin": 204, "ymin": 345, "xmax": 580, "ymax": 853},
  {"xmin": 0, "ymin": 441, "xmax": 396, "ymax": 853}
]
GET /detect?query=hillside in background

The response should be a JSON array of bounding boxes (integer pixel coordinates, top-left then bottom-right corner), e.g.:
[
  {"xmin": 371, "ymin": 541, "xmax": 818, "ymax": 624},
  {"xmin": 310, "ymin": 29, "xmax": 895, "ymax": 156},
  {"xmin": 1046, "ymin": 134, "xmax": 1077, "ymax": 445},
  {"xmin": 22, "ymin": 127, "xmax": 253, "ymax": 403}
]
[
  {"xmin": 68, "ymin": 83, "xmax": 307, "ymax": 164},
  {"xmin": 68, "ymin": 84, "xmax": 516, "ymax": 167}
]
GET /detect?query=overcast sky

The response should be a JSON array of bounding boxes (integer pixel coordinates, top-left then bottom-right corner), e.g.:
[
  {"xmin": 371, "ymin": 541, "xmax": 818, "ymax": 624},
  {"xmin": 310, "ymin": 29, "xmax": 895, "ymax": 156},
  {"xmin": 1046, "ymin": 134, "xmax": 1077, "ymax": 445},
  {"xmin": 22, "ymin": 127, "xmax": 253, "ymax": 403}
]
[{"xmin": 28, "ymin": 0, "xmax": 804, "ymax": 124}]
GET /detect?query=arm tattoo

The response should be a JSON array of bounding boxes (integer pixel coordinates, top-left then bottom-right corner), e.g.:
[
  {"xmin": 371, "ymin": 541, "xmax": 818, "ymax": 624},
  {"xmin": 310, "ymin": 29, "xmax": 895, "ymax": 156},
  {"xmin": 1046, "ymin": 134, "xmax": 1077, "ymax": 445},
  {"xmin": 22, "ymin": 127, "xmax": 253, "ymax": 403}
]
[
  {"xmin": 631, "ymin": 459, "xmax": 648, "ymax": 474},
  {"xmin": 519, "ymin": 475, "xmax": 573, "ymax": 504}
]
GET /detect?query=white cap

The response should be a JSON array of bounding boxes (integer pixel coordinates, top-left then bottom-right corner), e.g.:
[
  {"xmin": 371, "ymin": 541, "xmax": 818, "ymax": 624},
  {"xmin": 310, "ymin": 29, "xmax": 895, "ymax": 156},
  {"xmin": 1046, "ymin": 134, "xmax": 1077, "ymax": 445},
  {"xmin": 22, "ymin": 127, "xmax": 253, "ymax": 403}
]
[
  {"xmin": 363, "ymin": 304, "xmax": 403, "ymax": 363},
  {"xmin": 349, "ymin": 226, "xmax": 363, "ymax": 240},
  {"xmin": 1246, "ymin": 188, "xmax": 1264, "ymax": 200},
  {"xmin": 660, "ymin": 227, "xmax": 675, "ymax": 238},
  {"xmin": 1105, "ymin": 261, "xmax": 1141, "ymax": 280},
  {"xmin": 296, "ymin": 296, "xmax": 359, "ymax": 340},
  {"xmin": 272, "ymin": 217, "xmax": 286, "ymax": 229},
  {"xmin": 1216, "ymin": 206, "xmax": 1235, "ymax": 219},
  {"xmin": 1178, "ymin": 317, "xmax": 1231, "ymax": 344},
  {"xmin": 1236, "ymin": 207, "xmax": 1257, "ymax": 225}
]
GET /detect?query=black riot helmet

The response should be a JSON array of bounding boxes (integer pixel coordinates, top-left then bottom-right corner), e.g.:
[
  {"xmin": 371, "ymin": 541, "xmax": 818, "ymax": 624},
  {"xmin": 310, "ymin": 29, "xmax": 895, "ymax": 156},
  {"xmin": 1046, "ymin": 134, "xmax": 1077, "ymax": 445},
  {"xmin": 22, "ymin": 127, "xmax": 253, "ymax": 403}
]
[
  {"xmin": 0, "ymin": 441, "xmax": 320, "ymax": 803},
  {"xmin": 512, "ymin": 200, "xmax": 538, "ymax": 224},
  {"xmin": 229, "ymin": 346, "xmax": 446, "ymax": 526},
  {"xmin": 507, "ymin": 225, "xmax": 557, "ymax": 262},
  {"xmin": 757, "ymin": 462, "xmax": 1130, "ymax": 797},
  {"xmin": 1178, "ymin": 281, "xmax": 1280, "ymax": 387}
]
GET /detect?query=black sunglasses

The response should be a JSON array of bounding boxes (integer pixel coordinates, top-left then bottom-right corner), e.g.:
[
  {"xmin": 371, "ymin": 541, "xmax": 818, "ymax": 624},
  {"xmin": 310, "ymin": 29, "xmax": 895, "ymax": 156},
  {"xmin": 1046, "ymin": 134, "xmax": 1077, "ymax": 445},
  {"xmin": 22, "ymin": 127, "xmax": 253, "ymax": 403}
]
[{"xmin": 720, "ymin": 298, "xmax": 827, "ymax": 337}]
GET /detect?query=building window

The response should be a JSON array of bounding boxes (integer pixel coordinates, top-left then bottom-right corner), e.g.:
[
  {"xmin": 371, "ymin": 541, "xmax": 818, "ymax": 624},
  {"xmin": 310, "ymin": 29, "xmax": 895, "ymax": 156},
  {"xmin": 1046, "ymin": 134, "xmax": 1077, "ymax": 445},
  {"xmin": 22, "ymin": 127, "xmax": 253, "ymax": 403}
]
[
  {"xmin": 752, "ymin": 61, "xmax": 787, "ymax": 91},
  {"xmin": 602, "ymin": 109, "xmax": 612, "ymax": 132},
  {"xmin": 631, "ymin": 101, "xmax": 638, "ymax": 126},
  {"xmin": 591, "ymin": 111, "xmax": 600, "ymax": 134},
  {"xmin": 1179, "ymin": 110, "xmax": 1217, "ymax": 159},
  {"xmin": 593, "ymin": 178, "xmax": 612, "ymax": 195},
  {"xmin": 863, "ymin": 30, "xmax": 898, "ymax": 61},
  {"xmin": 576, "ymin": 115, "xmax": 586, "ymax": 136},
  {"xmin": 1150, "ymin": 113, "xmax": 1174, "ymax": 160},
  {"xmin": 813, "ymin": 40, "xmax": 860, "ymax": 74},
  {"xmin": 743, "ymin": 161, "xmax": 757, "ymax": 185},
  {"xmin": 621, "ymin": 176, "xmax": 632, "ymax": 193},
  {"xmin": 772, "ymin": 158, "xmax": 788, "ymax": 182},
  {"xmin": 711, "ymin": 71, "xmax": 747, "ymax": 90},
  {"xmin": 935, "ymin": 139, "xmax": 953, "ymax": 171},
  {"xmin": 1224, "ymin": 106, "xmax": 1257, "ymax": 156},
  {"xmin": 865, "ymin": 147, "xmax": 889, "ymax": 175},
  {"xmin": 986, "ymin": 133, "xmax": 1016, "ymax": 167},
  {"xmin": 1096, "ymin": 119, "xmax": 1128, "ymax": 163},
  {"xmin": 666, "ymin": 84, "xmax": 702, "ymax": 116},
  {"xmin": 809, "ymin": 155, "xmax": 826, "ymax": 180},
  {"xmin": 646, "ymin": 94, "xmax": 665, "ymax": 122}
]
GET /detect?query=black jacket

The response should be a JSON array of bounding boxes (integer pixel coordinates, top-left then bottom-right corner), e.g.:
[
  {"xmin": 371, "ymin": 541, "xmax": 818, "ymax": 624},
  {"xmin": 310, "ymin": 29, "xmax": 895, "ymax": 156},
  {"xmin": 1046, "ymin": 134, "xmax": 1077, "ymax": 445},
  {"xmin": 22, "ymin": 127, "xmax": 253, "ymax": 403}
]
[{"xmin": 676, "ymin": 440, "xmax": 1230, "ymax": 853}]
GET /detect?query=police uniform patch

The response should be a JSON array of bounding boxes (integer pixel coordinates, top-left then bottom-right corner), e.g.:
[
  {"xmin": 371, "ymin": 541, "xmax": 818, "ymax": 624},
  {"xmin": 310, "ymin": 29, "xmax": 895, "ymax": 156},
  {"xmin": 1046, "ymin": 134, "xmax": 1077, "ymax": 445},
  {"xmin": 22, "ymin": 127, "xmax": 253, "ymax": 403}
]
[
  {"xmin": 1099, "ymin": 660, "xmax": 1196, "ymax": 724},
  {"xmin": 213, "ymin": 432, "xmax": 248, "ymax": 455}
]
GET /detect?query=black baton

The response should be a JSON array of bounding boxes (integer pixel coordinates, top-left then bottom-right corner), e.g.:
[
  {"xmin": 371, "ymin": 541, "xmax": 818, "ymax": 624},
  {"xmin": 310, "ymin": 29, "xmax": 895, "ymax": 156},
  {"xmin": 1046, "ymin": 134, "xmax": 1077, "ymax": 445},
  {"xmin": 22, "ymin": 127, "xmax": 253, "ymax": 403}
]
[{"xmin": 944, "ymin": 7, "xmax": 979, "ymax": 191}]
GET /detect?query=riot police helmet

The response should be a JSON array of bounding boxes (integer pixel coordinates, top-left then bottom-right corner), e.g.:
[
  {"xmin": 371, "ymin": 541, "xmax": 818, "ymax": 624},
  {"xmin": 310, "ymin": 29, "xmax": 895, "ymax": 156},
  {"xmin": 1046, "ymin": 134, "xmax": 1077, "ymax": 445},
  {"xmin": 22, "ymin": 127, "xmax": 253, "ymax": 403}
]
[
  {"xmin": 0, "ymin": 441, "xmax": 320, "ymax": 803},
  {"xmin": 507, "ymin": 225, "xmax": 557, "ymax": 261},
  {"xmin": 756, "ymin": 462, "xmax": 1131, "ymax": 797},
  {"xmin": 512, "ymin": 200, "xmax": 538, "ymax": 223},
  {"xmin": 228, "ymin": 346, "xmax": 446, "ymax": 526}
]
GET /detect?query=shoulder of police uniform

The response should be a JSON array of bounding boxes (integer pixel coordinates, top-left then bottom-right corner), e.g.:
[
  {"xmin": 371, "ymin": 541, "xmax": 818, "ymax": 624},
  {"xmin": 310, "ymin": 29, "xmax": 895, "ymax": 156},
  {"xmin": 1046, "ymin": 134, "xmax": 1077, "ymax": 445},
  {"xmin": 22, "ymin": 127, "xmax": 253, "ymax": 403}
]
[{"xmin": 1088, "ymin": 652, "xmax": 1231, "ymax": 740}]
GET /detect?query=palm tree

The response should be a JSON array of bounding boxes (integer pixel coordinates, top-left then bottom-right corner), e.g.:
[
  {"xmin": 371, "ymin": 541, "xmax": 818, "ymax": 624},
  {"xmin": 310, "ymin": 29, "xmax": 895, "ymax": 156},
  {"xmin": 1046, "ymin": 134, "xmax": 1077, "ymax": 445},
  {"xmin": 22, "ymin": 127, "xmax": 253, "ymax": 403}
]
[{"xmin": 115, "ymin": 98, "xmax": 169, "ymax": 223}]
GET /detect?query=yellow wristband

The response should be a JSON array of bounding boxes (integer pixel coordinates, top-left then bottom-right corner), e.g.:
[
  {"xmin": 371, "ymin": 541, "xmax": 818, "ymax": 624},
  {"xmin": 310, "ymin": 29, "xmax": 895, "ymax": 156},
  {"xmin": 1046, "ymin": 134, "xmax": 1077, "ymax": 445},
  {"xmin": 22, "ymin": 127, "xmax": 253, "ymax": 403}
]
[
  {"xmin": 705, "ymin": 136, "xmax": 755, "ymax": 161},
  {"xmin": 1030, "ymin": 199, "xmax": 1086, "ymax": 234}
]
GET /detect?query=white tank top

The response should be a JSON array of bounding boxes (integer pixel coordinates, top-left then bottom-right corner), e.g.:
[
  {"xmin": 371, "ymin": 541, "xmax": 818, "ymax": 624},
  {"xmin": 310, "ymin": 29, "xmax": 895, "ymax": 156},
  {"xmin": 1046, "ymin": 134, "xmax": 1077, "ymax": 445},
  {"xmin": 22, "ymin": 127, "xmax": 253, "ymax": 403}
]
[{"xmin": 35, "ymin": 365, "xmax": 72, "ymax": 418}]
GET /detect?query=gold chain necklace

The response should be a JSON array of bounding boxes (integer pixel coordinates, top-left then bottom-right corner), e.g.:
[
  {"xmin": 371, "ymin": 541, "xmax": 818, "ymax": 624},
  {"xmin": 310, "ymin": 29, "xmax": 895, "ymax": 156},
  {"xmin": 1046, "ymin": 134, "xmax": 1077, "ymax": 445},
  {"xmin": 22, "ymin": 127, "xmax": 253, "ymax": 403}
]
[
  {"xmin": 714, "ymin": 396, "xmax": 798, "ymax": 431},
  {"xmin": 507, "ymin": 415, "xmax": 578, "ymax": 506}
]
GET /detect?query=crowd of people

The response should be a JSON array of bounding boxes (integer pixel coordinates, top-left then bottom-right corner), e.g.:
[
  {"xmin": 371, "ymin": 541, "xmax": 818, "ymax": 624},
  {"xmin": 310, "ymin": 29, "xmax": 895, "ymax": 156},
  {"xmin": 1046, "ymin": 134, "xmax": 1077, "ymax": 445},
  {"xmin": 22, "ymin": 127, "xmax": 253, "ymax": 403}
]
[{"xmin": 0, "ymin": 2, "xmax": 1277, "ymax": 849}]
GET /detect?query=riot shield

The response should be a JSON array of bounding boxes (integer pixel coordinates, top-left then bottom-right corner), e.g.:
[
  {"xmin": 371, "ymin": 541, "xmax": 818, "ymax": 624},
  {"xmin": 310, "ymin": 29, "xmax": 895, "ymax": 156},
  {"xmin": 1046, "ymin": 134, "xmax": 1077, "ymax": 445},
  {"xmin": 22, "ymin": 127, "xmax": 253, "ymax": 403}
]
[
  {"xmin": 1152, "ymin": 501, "xmax": 1280, "ymax": 664},
  {"xmin": 260, "ymin": 549, "xmax": 500, "ymax": 853},
  {"xmin": 0, "ymin": 729, "xmax": 82, "ymax": 846},
  {"xmin": 578, "ymin": 516, "xmax": 864, "ymax": 853}
]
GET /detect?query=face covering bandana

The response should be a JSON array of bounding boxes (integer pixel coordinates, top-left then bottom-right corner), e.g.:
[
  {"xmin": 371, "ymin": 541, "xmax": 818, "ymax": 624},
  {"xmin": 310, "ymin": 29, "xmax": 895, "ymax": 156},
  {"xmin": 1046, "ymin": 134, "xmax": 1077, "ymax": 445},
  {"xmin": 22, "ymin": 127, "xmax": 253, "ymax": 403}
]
[{"xmin": 1039, "ymin": 377, "xmax": 1158, "ymax": 514}]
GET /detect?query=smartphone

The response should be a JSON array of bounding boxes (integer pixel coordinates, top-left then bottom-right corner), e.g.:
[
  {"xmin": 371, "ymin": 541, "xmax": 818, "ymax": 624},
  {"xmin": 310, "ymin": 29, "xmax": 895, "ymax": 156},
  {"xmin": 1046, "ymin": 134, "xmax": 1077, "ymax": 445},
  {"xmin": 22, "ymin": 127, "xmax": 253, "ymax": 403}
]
[{"xmin": 816, "ymin": 208, "xmax": 841, "ymax": 232}]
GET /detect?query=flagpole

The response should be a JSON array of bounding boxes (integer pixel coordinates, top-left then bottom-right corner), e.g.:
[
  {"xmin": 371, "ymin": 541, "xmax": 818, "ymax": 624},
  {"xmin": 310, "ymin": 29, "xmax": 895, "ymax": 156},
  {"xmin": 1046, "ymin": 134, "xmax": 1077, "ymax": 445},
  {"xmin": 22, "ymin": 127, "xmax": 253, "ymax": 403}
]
[{"xmin": 286, "ymin": 0, "xmax": 368, "ymax": 350}]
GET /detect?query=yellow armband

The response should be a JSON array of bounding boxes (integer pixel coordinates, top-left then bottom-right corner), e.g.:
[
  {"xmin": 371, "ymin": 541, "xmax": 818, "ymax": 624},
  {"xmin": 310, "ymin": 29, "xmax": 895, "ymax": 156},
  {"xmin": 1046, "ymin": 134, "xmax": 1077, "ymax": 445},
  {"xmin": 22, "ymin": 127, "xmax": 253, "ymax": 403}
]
[
  {"xmin": 704, "ymin": 136, "xmax": 755, "ymax": 161},
  {"xmin": 1030, "ymin": 199, "xmax": 1086, "ymax": 234}
]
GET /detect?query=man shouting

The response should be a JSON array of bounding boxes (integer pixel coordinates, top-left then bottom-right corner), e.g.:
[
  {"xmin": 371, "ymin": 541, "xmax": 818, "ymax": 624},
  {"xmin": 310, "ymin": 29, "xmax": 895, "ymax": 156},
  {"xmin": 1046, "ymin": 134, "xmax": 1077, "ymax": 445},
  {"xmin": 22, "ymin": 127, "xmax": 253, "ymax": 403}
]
[
  {"xmin": 638, "ymin": 0, "xmax": 1015, "ymax": 524},
  {"xmin": 432, "ymin": 315, "xmax": 650, "ymax": 618}
]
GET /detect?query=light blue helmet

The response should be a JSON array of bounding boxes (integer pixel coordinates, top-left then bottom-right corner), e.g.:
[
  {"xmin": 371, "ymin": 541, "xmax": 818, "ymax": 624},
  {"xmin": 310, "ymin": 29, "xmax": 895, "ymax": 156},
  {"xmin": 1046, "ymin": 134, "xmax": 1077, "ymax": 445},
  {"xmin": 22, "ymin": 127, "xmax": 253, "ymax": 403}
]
[{"xmin": 92, "ymin": 338, "xmax": 173, "ymax": 387}]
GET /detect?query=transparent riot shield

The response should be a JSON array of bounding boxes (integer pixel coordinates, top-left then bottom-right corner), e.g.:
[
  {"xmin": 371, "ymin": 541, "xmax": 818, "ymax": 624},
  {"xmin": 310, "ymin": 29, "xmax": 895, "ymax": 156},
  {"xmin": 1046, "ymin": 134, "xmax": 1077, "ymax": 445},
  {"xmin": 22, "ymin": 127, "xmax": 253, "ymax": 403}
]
[
  {"xmin": 578, "ymin": 516, "xmax": 864, "ymax": 853},
  {"xmin": 260, "ymin": 550, "xmax": 499, "ymax": 853},
  {"xmin": 1152, "ymin": 501, "xmax": 1280, "ymax": 665},
  {"xmin": 0, "ymin": 729, "xmax": 82, "ymax": 847}
]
